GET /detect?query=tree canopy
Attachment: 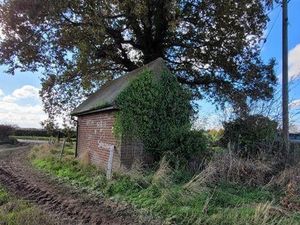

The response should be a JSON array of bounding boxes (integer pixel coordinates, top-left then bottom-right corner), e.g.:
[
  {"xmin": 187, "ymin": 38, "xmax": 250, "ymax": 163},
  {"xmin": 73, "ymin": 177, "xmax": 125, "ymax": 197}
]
[{"xmin": 0, "ymin": 0, "xmax": 277, "ymax": 120}]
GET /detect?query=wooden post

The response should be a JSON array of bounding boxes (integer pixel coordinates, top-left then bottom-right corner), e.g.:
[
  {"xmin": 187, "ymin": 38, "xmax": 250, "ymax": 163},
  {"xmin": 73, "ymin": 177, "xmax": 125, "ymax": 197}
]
[
  {"xmin": 75, "ymin": 120, "xmax": 79, "ymax": 158},
  {"xmin": 60, "ymin": 138, "xmax": 66, "ymax": 160},
  {"xmin": 282, "ymin": 0, "xmax": 289, "ymax": 158},
  {"xmin": 106, "ymin": 145, "xmax": 114, "ymax": 180}
]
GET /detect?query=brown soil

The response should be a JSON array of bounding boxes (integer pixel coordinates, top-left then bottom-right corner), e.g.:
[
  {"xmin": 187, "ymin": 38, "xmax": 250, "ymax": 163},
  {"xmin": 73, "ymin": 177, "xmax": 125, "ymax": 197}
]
[{"xmin": 0, "ymin": 145, "xmax": 145, "ymax": 225}]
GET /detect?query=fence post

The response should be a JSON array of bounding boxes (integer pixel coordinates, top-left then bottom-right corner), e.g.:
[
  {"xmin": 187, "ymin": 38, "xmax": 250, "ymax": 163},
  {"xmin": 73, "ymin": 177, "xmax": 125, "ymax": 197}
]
[
  {"xmin": 106, "ymin": 145, "xmax": 114, "ymax": 180},
  {"xmin": 60, "ymin": 138, "xmax": 66, "ymax": 160}
]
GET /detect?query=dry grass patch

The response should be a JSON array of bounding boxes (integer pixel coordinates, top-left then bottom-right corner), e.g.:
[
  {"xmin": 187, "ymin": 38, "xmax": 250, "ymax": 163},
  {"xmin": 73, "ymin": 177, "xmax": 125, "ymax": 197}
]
[
  {"xmin": 269, "ymin": 163, "xmax": 300, "ymax": 211},
  {"xmin": 78, "ymin": 150, "xmax": 90, "ymax": 166},
  {"xmin": 185, "ymin": 153, "xmax": 275, "ymax": 188},
  {"xmin": 29, "ymin": 144, "xmax": 60, "ymax": 160},
  {"xmin": 151, "ymin": 156, "xmax": 173, "ymax": 188}
]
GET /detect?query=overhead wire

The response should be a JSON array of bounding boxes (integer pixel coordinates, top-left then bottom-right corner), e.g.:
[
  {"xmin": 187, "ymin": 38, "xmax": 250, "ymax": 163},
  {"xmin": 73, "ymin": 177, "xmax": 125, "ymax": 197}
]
[{"xmin": 261, "ymin": 4, "xmax": 281, "ymax": 49}]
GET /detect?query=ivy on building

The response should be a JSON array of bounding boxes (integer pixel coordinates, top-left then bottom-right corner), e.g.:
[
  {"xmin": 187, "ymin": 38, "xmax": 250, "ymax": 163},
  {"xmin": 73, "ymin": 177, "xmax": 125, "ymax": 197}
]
[{"xmin": 114, "ymin": 70, "xmax": 207, "ymax": 160}]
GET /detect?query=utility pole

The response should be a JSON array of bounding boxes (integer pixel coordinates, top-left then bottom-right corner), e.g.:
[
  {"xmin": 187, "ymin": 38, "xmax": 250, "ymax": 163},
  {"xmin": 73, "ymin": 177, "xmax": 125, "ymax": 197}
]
[{"xmin": 282, "ymin": 0, "xmax": 289, "ymax": 156}]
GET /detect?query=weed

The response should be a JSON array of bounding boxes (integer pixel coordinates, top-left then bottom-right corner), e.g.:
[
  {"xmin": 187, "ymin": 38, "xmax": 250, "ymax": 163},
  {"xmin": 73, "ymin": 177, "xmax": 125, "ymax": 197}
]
[{"xmin": 0, "ymin": 187, "xmax": 9, "ymax": 206}]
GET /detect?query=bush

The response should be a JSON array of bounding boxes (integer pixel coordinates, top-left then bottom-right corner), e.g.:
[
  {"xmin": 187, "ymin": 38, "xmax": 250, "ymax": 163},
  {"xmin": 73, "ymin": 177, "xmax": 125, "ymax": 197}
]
[
  {"xmin": 221, "ymin": 115, "xmax": 278, "ymax": 157},
  {"xmin": 165, "ymin": 129, "xmax": 208, "ymax": 161}
]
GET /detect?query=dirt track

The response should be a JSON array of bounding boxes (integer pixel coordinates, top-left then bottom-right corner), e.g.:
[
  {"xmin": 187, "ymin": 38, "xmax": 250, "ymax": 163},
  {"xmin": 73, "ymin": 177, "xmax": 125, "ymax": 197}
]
[{"xmin": 0, "ymin": 145, "xmax": 142, "ymax": 225}]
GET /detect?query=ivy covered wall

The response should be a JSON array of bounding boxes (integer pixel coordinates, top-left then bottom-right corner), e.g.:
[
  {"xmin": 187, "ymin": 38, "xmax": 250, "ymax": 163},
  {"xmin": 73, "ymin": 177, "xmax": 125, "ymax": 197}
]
[{"xmin": 114, "ymin": 69, "xmax": 207, "ymax": 161}]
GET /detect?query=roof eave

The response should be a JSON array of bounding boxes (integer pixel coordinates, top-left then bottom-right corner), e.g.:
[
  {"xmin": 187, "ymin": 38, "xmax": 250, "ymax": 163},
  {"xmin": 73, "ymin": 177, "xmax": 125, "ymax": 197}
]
[{"xmin": 71, "ymin": 105, "xmax": 117, "ymax": 117}]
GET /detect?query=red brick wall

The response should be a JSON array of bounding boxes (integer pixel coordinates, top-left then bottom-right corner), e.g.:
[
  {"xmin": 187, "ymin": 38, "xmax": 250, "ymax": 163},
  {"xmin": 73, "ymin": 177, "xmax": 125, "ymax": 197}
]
[
  {"xmin": 77, "ymin": 110, "xmax": 154, "ymax": 171},
  {"xmin": 77, "ymin": 110, "xmax": 121, "ymax": 170}
]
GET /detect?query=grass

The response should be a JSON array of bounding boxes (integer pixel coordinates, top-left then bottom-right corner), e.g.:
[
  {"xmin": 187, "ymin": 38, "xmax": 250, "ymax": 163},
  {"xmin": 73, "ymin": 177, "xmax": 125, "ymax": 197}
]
[
  {"xmin": 11, "ymin": 136, "xmax": 76, "ymax": 142},
  {"xmin": 11, "ymin": 136, "xmax": 53, "ymax": 141},
  {"xmin": 32, "ymin": 157, "xmax": 107, "ymax": 195},
  {"xmin": 0, "ymin": 186, "xmax": 57, "ymax": 225},
  {"xmin": 31, "ymin": 144, "xmax": 300, "ymax": 225}
]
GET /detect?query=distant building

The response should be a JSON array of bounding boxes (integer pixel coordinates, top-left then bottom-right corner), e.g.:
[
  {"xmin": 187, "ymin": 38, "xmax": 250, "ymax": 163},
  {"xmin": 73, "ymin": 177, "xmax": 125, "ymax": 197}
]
[
  {"xmin": 71, "ymin": 58, "xmax": 168, "ymax": 171},
  {"xmin": 290, "ymin": 133, "xmax": 300, "ymax": 143}
]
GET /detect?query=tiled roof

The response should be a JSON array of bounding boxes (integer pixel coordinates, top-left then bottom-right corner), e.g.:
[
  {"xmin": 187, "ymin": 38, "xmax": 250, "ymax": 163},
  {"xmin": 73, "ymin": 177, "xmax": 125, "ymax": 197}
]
[{"xmin": 71, "ymin": 58, "xmax": 169, "ymax": 116}]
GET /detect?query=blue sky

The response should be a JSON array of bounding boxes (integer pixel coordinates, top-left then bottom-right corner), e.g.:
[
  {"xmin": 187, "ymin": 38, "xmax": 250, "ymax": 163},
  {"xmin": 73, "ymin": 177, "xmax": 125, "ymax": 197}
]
[{"xmin": 0, "ymin": 1, "xmax": 300, "ymax": 129}]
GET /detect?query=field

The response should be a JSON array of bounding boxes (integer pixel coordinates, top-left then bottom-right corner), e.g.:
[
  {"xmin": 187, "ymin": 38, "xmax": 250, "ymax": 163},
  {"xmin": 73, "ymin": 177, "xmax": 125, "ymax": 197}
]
[{"xmin": 11, "ymin": 136, "xmax": 76, "ymax": 143}]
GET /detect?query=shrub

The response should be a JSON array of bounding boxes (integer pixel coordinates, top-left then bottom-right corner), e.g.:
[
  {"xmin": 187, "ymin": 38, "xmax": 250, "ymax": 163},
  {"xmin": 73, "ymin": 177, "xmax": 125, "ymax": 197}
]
[
  {"xmin": 221, "ymin": 115, "xmax": 278, "ymax": 157},
  {"xmin": 169, "ymin": 129, "xmax": 208, "ymax": 160},
  {"xmin": 0, "ymin": 124, "xmax": 16, "ymax": 142},
  {"xmin": 115, "ymin": 70, "xmax": 207, "ymax": 161}
]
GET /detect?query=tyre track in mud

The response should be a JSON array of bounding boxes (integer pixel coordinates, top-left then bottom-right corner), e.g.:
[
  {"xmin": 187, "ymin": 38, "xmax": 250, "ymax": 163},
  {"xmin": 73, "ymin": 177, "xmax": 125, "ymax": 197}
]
[{"xmin": 0, "ymin": 145, "xmax": 141, "ymax": 225}]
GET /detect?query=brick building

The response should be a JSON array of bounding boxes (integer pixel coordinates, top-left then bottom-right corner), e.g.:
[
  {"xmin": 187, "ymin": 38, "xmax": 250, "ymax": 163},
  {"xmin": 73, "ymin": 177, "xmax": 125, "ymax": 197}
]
[{"xmin": 71, "ymin": 58, "xmax": 168, "ymax": 172}]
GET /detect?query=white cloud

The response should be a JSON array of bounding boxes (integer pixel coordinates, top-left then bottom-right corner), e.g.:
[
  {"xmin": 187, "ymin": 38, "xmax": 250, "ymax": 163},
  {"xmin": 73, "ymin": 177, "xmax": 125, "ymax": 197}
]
[
  {"xmin": 0, "ymin": 89, "xmax": 4, "ymax": 97},
  {"xmin": 1, "ymin": 85, "xmax": 40, "ymax": 104},
  {"xmin": 12, "ymin": 85, "xmax": 40, "ymax": 99},
  {"xmin": 0, "ymin": 85, "xmax": 47, "ymax": 128},
  {"xmin": 288, "ymin": 44, "xmax": 300, "ymax": 81},
  {"xmin": 2, "ymin": 95, "xmax": 17, "ymax": 103},
  {"xmin": 289, "ymin": 99, "xmax": 300, "ymax": 109},
  {"xmin": 290, "ymin": 122, "xmax": 300, "ymax": 133}
]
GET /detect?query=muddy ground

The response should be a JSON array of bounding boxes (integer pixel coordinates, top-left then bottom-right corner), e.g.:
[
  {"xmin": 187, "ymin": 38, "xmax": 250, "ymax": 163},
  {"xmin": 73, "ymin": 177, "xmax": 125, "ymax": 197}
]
[{"xmin": 0, "ymin": 144, "xmax": 146, "ymax": 225}]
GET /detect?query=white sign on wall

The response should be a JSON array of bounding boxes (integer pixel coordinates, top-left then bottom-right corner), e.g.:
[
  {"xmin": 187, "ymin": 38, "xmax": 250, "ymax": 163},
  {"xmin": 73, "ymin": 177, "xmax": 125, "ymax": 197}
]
[{"xmin": 97, "ymin": 141, "xmax": 112, "ymax": 149}]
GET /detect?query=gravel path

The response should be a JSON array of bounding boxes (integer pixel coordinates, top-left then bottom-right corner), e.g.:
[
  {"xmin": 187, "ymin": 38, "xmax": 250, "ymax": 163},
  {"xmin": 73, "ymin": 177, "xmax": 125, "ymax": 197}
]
[{"xmin": 0, "ymin": 144, "xmax": 142, "ymax": 225}]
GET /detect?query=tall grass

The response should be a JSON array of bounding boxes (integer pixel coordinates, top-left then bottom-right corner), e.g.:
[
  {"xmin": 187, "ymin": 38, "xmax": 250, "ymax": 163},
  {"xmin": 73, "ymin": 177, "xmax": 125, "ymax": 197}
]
[{"xmin": 30, "ymin": 144, "xmax": 300, "ymax": 225}]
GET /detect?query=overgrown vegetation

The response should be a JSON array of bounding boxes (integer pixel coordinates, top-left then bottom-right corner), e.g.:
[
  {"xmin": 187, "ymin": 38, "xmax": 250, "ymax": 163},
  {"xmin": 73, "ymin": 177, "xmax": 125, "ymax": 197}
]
[
  {"xmin": 221, "ymin": 115, "xmax": 278, "ymax": 157},
  {"xmin": 0, "ymin": 186, "xmax": 57, "ymax": 225},
  {"xmin": 115, "ymin": 70, "xmax": 207, "ymax": 161},
  {"xmin": 31, "ymin": 144, "xmax": 300, "ymax": 225}
]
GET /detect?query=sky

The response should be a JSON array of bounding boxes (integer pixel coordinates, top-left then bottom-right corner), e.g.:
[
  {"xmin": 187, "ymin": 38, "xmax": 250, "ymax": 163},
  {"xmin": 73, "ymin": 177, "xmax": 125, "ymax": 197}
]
[{"xmin": 0, "ymin": 1, "xmax": 300, "ymax": 130}]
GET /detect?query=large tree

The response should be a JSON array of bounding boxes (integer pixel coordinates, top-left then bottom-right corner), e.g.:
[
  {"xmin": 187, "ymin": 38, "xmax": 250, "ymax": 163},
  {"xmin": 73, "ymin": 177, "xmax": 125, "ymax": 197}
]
[{"xmin": 0, "ymin": 0, "xmax": 276, "ymax": 120}]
